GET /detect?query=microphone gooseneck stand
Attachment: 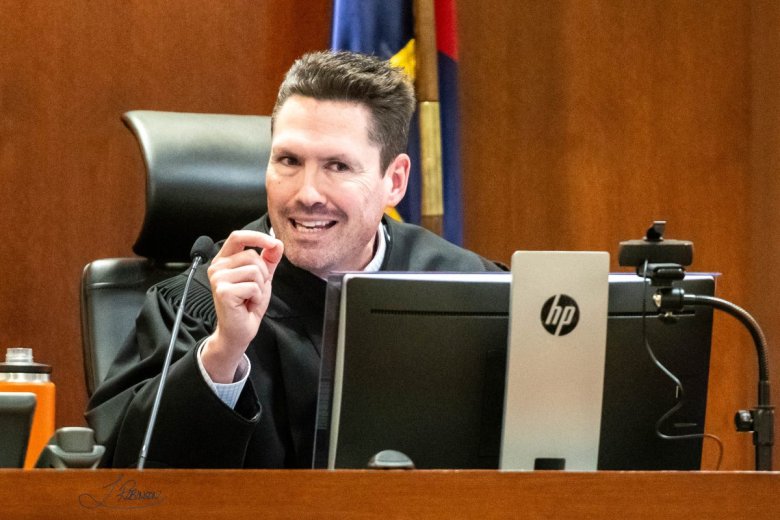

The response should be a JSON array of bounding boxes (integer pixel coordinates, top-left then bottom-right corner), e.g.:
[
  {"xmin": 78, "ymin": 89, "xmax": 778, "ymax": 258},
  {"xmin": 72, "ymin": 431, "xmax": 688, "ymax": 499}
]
[
  {"xmin": 654, "ymin": 283, "xmax": 774, "ymax": 471},
  {"xmin": 137, "ymin": 236, "xmax": 215, "ymax": 470}
]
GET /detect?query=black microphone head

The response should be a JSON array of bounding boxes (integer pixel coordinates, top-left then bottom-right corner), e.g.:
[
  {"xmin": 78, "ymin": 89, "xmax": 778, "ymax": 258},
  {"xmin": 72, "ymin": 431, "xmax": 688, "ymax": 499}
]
[{"xmin": 190, "ymin": 235, "xmax": 216, "ymax": 262}]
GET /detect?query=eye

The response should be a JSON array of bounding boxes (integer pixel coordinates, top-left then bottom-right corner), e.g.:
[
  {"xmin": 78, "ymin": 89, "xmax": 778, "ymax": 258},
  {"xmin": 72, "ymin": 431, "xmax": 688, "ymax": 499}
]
[
  {"xmin": 272, "ymin": 154, "xmax": 300, "ymax": 168},
  {"xmin": 326, "ymin": 161, "xmax": 351, "ymax": 173}
]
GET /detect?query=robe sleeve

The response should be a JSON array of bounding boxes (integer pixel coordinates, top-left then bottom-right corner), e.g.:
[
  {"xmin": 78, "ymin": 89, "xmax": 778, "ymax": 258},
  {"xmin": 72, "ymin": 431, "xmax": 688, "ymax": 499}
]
[{"xmin": 84, "ymin": 270, "xmax": 262, "ymax": 468}]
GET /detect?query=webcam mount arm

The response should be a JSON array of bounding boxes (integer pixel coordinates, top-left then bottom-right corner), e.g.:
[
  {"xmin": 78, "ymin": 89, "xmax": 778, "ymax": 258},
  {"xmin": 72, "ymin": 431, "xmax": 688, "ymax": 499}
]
[{"xmin": 619, "ymin": 221, "xmax": 773, "ymax": 471}]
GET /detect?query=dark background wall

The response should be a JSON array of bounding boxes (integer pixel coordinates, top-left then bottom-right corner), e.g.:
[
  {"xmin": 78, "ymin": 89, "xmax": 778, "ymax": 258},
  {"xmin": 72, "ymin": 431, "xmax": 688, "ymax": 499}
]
[{"xmin": 1, "ymin": 0, "xmax": 777, "ymax": 470}]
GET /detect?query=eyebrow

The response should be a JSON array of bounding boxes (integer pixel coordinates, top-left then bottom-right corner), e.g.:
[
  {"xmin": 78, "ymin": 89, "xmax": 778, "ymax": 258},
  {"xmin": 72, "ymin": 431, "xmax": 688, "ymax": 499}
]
[
  {"xmin": 269, "ymin": 147, "xmax": 297, "ymax": 157},
  {"xmin": 322, "ymin": 153, "xmax": 358, "ymax": 164},
  {"xmin": 271, "ymin": 147, "xmax": 363, "ymax": 167}
]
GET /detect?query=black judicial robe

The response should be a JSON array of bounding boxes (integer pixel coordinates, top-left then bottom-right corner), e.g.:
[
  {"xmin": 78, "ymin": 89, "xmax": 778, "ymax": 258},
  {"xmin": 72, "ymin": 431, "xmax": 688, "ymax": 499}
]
[{"xmin": 86, "ymin": 215, "xmax": 504, "ymax": 468}]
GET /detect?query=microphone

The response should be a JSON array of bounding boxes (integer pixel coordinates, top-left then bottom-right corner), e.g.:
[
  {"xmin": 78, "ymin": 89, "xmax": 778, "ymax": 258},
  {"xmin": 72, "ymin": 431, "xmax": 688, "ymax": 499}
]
[
  {"xmin": 190, "ymin": 235, "xmax": 217, "ymax": 263},
  {"xmin": 137, "ymin": 235, "xmax": 216, "ymax": 469}
]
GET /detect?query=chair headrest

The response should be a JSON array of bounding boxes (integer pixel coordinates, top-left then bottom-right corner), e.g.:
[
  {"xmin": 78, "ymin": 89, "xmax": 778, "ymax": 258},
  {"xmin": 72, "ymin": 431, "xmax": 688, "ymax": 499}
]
[{"xmin": 123, "ymin": 110, "xmax": 270, "ymax": 263}]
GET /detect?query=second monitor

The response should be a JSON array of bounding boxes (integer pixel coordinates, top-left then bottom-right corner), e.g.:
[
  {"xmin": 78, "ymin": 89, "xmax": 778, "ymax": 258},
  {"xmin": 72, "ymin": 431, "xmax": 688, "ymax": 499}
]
[{"xmin": 314, "ymin": 271, "xmax": 715, "ymax": 470}]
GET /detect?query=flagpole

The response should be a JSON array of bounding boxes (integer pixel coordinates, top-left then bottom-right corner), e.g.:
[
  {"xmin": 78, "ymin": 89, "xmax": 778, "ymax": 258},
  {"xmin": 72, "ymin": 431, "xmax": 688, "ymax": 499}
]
[{"xmin": 413, "ymin": 0, "xmax": 444, "ymax": 236}]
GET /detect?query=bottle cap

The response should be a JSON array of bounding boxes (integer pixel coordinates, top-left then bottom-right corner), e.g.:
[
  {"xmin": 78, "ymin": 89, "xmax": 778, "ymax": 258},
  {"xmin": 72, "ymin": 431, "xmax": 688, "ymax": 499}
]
[{"xmin": 0, "ymin": 347, "xmax": 52, "ymax": 374}]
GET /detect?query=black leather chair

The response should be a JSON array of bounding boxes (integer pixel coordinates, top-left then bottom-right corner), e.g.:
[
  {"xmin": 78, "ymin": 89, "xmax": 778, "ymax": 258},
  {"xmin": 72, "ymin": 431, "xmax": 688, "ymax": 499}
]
[{"xmin": 80, "ymin": 110, "xmax": 271, "ymax": 396}]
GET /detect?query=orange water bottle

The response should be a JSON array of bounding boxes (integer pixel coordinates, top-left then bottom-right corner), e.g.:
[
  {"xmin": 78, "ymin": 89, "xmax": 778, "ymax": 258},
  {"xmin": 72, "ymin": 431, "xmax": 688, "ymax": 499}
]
[{"xmin": 0, "ymin": 347, "xmax": 56, "ymax": 468}]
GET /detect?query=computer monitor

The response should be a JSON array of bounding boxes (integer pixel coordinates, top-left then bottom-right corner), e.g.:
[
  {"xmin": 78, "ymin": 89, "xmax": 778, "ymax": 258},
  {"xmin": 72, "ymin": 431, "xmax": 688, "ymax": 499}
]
[{"xmin": 313, "ymin": 272, "xmax": 714, "ymax": 470}]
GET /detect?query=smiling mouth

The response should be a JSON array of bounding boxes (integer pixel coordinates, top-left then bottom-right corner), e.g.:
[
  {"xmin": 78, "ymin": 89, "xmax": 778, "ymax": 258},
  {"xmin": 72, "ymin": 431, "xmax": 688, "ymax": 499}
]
[{"xmin": 290, "ymin": 219, "xmax": 337, "ymax": 233}]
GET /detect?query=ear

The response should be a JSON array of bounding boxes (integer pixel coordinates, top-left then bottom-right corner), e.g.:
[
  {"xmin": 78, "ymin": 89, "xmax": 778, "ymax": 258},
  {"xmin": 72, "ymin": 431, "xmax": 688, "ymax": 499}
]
[{"xmin": 383, "ymin": 153, "xmax": 410, "ymax": 207}]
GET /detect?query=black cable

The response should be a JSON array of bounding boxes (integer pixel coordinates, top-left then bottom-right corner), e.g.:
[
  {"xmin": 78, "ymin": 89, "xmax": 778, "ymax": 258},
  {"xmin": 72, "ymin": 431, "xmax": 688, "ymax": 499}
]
[{"xmin": 640, "ymin": 260, "xmax": 723, "ymax": 470}]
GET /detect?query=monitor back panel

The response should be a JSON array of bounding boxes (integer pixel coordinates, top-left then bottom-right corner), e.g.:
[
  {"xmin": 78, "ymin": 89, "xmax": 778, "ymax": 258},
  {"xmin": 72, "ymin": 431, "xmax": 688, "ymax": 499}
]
[
  {"xmin": 598, "ymin": 275, "xmax": 714, "ymax": 470},
  {"xmin": 315, "ymin": 273, "xmax": 714, "ymax": 470},
  {"xmin": 329, "ymin": 275, "xmax": 510, "ymax": 469}
]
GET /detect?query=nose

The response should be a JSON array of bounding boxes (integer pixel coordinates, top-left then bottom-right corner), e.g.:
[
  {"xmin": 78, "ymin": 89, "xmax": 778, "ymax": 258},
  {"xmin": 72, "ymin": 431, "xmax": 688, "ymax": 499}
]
[{"xmin": 293, "ymin": 164, "xmax": 327, "ymax": 207}]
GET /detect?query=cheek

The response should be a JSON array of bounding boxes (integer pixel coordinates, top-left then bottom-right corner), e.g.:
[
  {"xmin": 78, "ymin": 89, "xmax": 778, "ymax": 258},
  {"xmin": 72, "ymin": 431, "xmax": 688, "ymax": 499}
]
[
  {"xmin": 338, "ymin": 183, "xmax": 387, "ymax": 219},
  {"xmin": 348, "ymin": 176, "xmax": 389, "ymax": 202},
  {"xmin": 265, "ymin": 175, "xmax": 292, "ymax": 206}
]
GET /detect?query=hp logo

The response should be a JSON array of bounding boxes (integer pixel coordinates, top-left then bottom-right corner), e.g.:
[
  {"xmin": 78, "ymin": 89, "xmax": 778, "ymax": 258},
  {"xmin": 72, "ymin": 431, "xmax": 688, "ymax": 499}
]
[{"xmin": 541, "ymin": 294, "xmax": 580, "ymax": 336}]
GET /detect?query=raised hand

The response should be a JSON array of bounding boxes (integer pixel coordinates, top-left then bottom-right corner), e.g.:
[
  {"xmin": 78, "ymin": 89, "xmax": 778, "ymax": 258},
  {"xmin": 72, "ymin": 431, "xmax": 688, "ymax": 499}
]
[{"xmin": 201, "ymin": 230, "xmax": 284, "ymax": 383}]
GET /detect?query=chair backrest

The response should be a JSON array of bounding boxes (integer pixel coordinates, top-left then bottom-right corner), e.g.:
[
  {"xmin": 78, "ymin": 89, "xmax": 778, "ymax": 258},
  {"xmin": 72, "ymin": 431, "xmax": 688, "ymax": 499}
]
[{"xmin": 80, "ymin": 110, "xmax": 271, "ymax": 395}]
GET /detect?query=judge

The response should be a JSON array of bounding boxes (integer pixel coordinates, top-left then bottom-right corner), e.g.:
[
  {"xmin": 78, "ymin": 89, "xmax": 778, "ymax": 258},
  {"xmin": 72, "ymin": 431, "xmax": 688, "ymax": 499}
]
[{"xmin": 86, "ymin": 50, "xmax": 504, "ymax": 468}]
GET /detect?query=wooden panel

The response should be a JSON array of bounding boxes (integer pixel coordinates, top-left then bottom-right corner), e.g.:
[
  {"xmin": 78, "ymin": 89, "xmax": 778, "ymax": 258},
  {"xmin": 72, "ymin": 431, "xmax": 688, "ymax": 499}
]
[
  {"xmin": 0, "ymin": 469, "xmax": 779, "ymax": 519},
  {"xmin": 458, "ymin": 0, "xmax": 759, "ymax": 469},
  {"xmin": 749, "ymin": 0, "xmax": 780, "ymax": 476},
  {"xmin": 0, "ymin": 0, "xmax": 332, "ymax": 429}
]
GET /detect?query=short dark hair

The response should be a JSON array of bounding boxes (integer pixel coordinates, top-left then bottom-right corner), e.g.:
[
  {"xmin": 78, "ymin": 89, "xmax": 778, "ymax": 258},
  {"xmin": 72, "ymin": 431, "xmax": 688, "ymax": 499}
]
[{"xmin": 272, "ymin": 50, "xmax": 416, "ymax": 172}]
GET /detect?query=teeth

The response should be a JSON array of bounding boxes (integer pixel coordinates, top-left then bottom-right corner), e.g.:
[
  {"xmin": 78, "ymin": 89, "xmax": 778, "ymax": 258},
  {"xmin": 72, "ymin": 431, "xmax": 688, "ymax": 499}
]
[
  {"xmin": 294, "ymin": 220, "xmax": 333, "ymax": 231},
  {"xmin": 299, "ymin": 221, "xmax": 329, "ymax": 228}
]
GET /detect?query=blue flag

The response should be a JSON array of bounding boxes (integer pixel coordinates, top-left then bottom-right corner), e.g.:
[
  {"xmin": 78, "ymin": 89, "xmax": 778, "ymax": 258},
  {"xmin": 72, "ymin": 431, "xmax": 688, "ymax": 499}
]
[{"xmin": 331, "ymin": 0, "xmax": 463, "ymax": 245}]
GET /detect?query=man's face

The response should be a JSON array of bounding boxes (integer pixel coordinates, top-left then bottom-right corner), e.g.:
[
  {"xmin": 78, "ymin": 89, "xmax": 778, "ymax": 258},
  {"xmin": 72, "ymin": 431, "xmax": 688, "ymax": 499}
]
[{"xmin": 266, "ymin": 95, "xmax": 408, "ymax": 278}]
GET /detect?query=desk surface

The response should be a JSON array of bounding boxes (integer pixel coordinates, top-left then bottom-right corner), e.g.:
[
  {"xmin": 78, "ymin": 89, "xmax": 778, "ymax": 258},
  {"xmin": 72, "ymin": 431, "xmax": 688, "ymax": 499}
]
[{"xmin": 1, "ymin": 469, "xmax": 778, "ymax": 519}]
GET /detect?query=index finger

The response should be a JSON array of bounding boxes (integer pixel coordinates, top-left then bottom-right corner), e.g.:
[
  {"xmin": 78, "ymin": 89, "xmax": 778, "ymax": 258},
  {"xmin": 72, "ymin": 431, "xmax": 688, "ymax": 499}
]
[{"xmin": 216, "ymin": 230, "xmax": 283, "ymax": 259}]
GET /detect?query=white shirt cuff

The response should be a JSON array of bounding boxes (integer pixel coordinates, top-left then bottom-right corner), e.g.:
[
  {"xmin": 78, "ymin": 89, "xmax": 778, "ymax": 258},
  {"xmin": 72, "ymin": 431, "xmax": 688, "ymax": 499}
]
[{"xmin": 196, "ymin": 339, "xmax": 250, "ymax": 409}]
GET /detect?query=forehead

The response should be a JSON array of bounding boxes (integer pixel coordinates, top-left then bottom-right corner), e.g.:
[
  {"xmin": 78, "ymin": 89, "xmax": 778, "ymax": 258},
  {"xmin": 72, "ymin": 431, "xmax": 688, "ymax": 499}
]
[{"xmin": 273, "ymin": 95, "xmax": 375, "ymax": 147}]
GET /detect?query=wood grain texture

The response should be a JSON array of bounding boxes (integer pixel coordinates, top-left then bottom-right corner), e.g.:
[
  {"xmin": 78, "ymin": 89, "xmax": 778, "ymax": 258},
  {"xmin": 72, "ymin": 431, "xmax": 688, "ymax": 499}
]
[
  {"xmin": 0, "ymin": 0, "xmax": 331, "ymax": 429},
  {"xmin": 458, "ymin": 0, "xmax": 762, "ymax": 469},
  {"xmin": 749, "ymin": 0, "xmax": 780, "ymax": 475},
  {"xmin": 0, "ymin": 469, "xmax": 778, "ymax": 519}
]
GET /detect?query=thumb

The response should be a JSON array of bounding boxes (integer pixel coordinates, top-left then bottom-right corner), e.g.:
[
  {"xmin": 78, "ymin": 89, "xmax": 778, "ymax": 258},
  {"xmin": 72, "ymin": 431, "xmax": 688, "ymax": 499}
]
[{"xmin": 262, "ymin": 238, "xmax": 285, "ymax": 277}]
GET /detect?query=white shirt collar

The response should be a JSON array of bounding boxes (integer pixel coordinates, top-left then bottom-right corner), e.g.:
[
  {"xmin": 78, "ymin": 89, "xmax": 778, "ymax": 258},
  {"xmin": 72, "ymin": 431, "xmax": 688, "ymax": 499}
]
[{"xmin": 363, "ymin": 222, "xmax": 387, "ymax": 273}]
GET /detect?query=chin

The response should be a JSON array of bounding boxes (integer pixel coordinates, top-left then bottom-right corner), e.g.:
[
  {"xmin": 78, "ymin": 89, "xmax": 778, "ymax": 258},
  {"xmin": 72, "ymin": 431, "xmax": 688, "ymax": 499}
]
[{"xmin": 285, "ymin": 250, "xmax": 330, "ymax": 276}]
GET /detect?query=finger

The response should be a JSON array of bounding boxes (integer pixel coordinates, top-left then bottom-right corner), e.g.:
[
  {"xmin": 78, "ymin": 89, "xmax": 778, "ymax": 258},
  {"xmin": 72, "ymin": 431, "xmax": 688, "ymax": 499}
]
[
  {"xmin": 261, "ymin": 239, "xmax": 284, "ymax": 277},
  {"xmin": 209, "ymin": 249, "xmax": 271, "ymax": 275},
  {"xmin": 213, "ymin": 280, "xmax": 264, "ymax": 308},
  {"xmin": 215, "ymin": 230, "xmax": 282, "ymax": 258},
  {"xmin": 230, "ymin": 280, "xmax": 272, "ymax": 316},
  {"xmin": 209, "ymin": 263, "xmax": 269, "ymax": 287}
]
